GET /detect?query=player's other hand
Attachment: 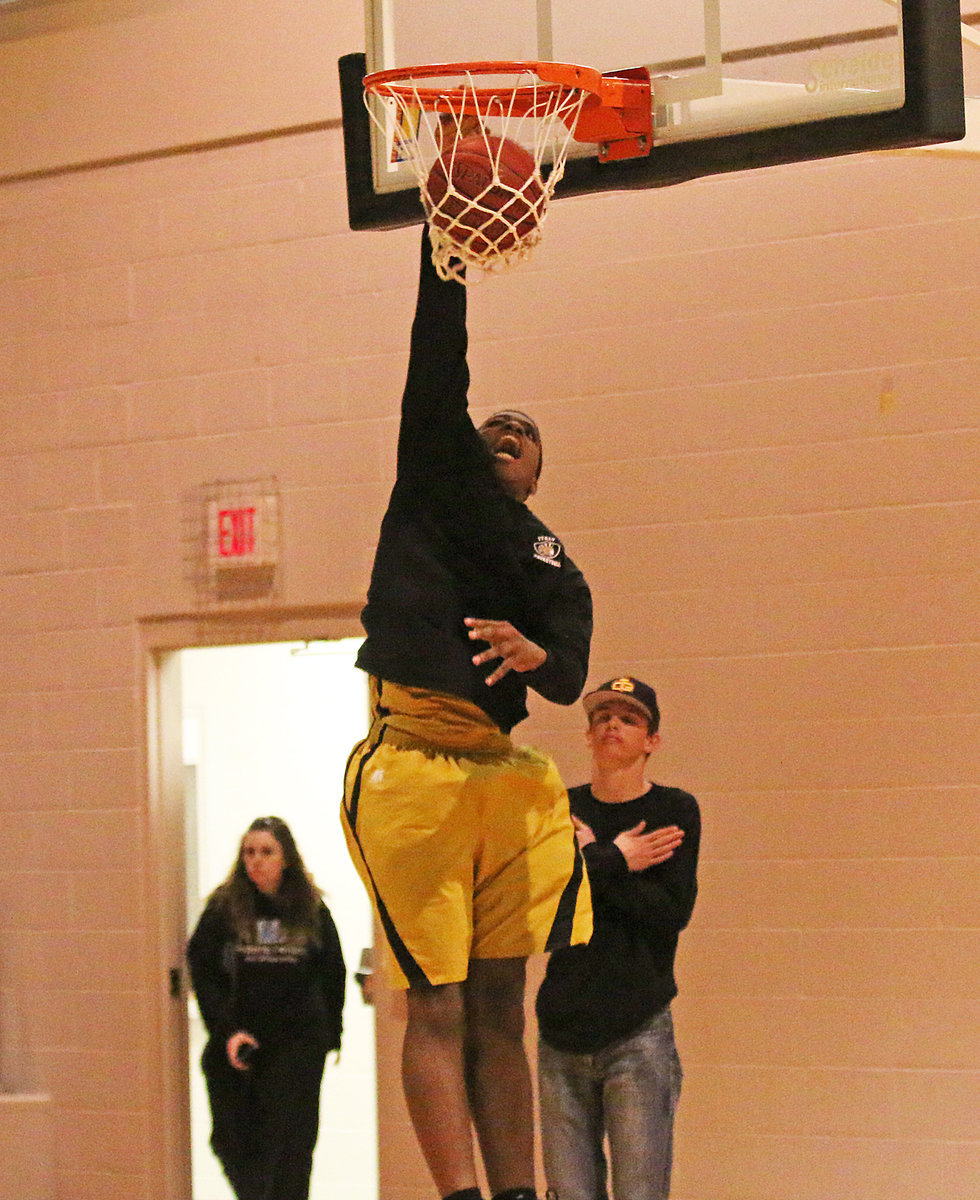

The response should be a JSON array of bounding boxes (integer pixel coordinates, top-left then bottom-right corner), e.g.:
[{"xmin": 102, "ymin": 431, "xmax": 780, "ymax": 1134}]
[
  {"xmin": 613, "ymin": 822, "xmax": 683, "ymax": 872},
  {"xmin": 465, "ymin": 617, "xmax": 547, "ymax": 685}
]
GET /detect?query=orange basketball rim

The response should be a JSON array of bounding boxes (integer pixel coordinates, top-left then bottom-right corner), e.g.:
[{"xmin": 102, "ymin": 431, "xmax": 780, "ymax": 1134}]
[{"xmin": 363, "ymin": 59, "xmax": 654, "ymax": 162}]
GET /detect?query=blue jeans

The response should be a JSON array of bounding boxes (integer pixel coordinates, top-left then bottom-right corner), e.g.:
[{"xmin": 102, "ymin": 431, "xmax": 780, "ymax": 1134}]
[{"xmin": 538, "ymin": 1007, "xmax": 682, "ymax": 1200}]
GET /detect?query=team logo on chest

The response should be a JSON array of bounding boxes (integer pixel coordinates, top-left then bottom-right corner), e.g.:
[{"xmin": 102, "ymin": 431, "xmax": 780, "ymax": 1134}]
[{"xmin": 533, "ymin": 535, "xmax": 562, "ymax": 567}]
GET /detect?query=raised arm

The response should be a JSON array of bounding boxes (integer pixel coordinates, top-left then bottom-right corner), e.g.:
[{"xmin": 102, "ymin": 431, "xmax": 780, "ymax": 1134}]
[{"xmin": 396, "ymin": 227, "xmax": 482, "ymax": 477}]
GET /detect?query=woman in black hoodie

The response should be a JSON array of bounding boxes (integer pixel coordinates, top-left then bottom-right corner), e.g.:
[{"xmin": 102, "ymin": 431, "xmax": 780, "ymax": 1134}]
[{"xmin": 187, "ymin": 816, "xmax": 346, "ymax": 1200}]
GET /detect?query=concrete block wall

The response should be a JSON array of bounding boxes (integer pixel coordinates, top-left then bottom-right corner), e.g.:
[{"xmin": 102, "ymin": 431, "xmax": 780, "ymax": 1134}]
[
  {"xmin": 0, "ymin": 88, "xmax": 978, "ymax": 1200},
  {"xmin": 0, "ymin": 1093, "xmax": 55, "ymax": 1200}
]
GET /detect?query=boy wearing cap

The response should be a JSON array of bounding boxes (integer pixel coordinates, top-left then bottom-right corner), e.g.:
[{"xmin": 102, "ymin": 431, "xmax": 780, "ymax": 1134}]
[{"xmin": 536, "ymin": 677, "xmax": 700, "ymax": 1200}]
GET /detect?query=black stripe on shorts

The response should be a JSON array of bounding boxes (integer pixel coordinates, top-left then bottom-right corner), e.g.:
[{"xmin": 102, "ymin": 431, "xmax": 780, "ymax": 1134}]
[
  {"xmin": 544, "ymin": 834, "xmax": 586, "ymax": 952},
  {"xmin": 344, "ymin": 724, "xmax": 431, "ymax": 988}
]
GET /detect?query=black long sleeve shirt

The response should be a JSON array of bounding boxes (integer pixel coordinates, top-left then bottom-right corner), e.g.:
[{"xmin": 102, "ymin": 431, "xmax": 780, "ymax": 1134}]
[
  {"xmin": 355, "ymin": 230, "xmax": 592, "ymax": 733},
  {"xmin": 536, "ymin": 781, "xmax": 700, "ymax": 1053}
]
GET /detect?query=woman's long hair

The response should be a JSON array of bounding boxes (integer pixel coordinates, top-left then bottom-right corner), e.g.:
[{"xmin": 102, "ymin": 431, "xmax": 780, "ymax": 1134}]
[{"xmin": 212, "ymin": 816, "xmax": 323, "ymax": 943}]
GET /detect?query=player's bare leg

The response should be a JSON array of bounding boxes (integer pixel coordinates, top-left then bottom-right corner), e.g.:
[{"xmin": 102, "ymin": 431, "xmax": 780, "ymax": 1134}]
[
  {"xmin": 464, "ymin": 957, "xmax": 535, "ymax": 1196},
  {"xmin": 403, "ymin": 982, "xmax": 480, "ymax": 1197}
]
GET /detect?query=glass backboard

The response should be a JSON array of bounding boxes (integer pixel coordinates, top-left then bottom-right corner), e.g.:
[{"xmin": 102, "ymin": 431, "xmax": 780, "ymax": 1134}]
[{"xmin": 340, "ymin": 0, "xmax": 966, "ymax": 229}]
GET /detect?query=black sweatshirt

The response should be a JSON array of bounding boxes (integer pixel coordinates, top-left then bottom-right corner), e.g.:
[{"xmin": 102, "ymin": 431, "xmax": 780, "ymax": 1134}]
[
  {"xmin": 355, "ymin": 229, "xmax": 592, "ymax": 734},
  {"xmin": 536, "ymin": 781, "xmax": 700, "ymax": 1054},
  {"xmin": 187, "ymin": 890, "xmax": 346, "ymax": 1052}
]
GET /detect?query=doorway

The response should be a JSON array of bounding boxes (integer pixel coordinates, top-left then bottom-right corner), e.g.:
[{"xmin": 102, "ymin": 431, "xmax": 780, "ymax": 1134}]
[{"xmin": 180, "ymin": 638, "xmax": 376, "ymax": 1200}]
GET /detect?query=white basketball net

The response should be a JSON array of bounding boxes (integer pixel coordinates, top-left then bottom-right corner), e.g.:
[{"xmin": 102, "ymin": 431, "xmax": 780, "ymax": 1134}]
[{"xmin": 364, "ymin": 68, "xmax": 588, "ymax": 282}]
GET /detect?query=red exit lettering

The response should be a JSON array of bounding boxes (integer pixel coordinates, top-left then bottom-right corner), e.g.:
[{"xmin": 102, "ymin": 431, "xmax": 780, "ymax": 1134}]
[{"xmin": 217, "ymin": 507, "xmax": 257, "ymax": 557}]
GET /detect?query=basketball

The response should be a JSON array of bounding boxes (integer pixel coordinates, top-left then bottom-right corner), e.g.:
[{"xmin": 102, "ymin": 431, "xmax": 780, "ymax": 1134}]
[{"xmin": 426, "ymin": 134, "xmax": 545, "ymax": 255}]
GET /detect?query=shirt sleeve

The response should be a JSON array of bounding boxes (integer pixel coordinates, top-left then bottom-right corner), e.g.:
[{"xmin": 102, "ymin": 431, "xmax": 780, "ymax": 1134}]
[
  {"xmin": 522, "ymin": 553, "xmax": 593, "ymax": 705},
  {"xmin": 186, "ymin": 900, "xmax": 238, "ymax": 1042},
  {"xmin": 316, "ymin": 904, "xmax": 347, "ymax": 1053},
  {"xmin": 396, "ymin": 226, "xmax": 485, "ymax": 479}
]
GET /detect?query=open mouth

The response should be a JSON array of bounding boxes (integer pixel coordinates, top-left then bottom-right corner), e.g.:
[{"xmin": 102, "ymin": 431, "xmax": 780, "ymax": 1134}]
[{"xmin": 494, "ymin": 433, "xmax": 522, "ymax": 461}]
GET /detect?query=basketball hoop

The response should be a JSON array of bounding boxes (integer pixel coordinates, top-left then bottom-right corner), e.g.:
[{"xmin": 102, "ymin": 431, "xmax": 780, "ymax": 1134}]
[{"xmin": 363, "ymin": 60, "xmax": 652, "ymax": 281}]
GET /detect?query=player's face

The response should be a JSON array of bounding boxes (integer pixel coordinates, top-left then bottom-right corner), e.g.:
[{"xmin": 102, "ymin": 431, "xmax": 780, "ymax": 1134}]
[
  {"xmin": 241, "ymin": 831, "xmax": 286, "ymax": 896},
  {"xmin": 479, "ymin": 410, "xmax": 542, "ymax": 502},
  {"xmin": 587, "ymin": 700, "xmax": 660, "ymax": 765}
]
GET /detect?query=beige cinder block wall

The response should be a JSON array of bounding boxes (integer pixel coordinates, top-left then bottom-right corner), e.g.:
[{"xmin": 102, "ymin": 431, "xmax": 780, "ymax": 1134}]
[{"xmin": 1, "ymin": 7, "xmax": 978, "ymax": 1200}]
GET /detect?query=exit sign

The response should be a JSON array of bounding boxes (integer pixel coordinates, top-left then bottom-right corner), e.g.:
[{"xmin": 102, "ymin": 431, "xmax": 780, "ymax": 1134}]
[
  {"xmin": 216, "ymin": 505, "xmax": 257, "ymax": 557},
  {"xmin": 207, "ymin": 493, "xmax": 278, "ymax": 570}
]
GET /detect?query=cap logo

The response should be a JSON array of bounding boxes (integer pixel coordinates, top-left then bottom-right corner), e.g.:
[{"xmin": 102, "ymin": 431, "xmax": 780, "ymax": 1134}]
[{"xmin": 610, "ymin": 677, "xmax": 636, "ymax": 694}]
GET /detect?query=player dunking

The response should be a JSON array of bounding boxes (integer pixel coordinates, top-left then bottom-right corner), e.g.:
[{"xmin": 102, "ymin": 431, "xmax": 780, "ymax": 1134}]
[{"xmin": 341, "ymin": 226, "xmax": 593, "ymax": 1200}]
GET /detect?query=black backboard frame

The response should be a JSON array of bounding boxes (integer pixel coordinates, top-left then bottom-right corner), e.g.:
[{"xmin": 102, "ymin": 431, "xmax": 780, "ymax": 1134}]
[{"xmin": 340, "ymin": 0, "xmax": 965, "ymax": 231}]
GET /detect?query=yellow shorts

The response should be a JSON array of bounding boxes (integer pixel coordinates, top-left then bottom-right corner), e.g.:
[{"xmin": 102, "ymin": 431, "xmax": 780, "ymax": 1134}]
[{"xmin": 341, "ymin": 678, "xmax": 592, "ymax": 988}]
